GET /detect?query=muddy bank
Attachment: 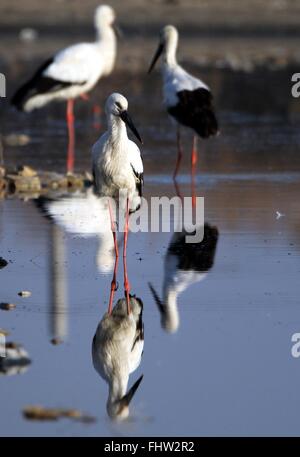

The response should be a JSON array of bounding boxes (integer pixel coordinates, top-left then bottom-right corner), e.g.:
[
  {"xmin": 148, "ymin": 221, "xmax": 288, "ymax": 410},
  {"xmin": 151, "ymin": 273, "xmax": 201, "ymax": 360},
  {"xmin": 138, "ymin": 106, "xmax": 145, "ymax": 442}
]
[{"xmin": 0, "ymin": 165, "xmax": 92, "ymax": 198}]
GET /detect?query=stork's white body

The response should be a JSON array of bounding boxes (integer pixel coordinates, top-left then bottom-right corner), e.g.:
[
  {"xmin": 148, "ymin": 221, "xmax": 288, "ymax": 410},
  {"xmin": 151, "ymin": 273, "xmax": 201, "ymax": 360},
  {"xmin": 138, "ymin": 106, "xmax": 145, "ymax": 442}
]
[
  {"xmin": 18, "ymin": 5, "xmax": 117, "ymax": 112},
  {"xmin": 151, "ymin": 25, "xmax": 210, "ymax": 110},
  {"xmin": 92, "ymin": 94, "xmax": 143, "ymax": 213},
  {"xmin": 162, "ymin": 63, "xmax": 209, "ymax": 108},
  {"xmin": 25, "ymin": 41, "xmax": 115, "ymax": 112},
  {"xmin": 149, "ymin": 25, "xmax": 218, "ymax": 141},
  {"xmin": 92, "ymin": 129, "xmax": 142, "ymax": 209}
]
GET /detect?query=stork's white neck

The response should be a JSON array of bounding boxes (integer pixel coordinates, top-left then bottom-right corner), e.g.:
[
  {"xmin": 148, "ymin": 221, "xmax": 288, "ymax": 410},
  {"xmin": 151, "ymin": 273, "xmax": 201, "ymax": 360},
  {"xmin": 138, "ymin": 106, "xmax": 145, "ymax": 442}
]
[
  {"xmin": 95, "ymin": 22, "xmax": 115, "ymax": 43},
  {"xmin": 95, "ymin": 25, "xmax": 117, "ymax": 75},
  {"xmin": 107, "ymin": 116, "xmax": 128, "ymax": 147},
  {"xmin": 163, "ymin": 35, "xmax": 178, "ymax": 68}
]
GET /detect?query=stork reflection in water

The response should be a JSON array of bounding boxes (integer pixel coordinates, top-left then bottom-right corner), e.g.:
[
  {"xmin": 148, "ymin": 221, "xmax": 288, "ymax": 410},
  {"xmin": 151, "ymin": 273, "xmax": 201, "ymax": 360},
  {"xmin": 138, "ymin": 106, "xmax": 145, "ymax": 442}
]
[
  {"xmin": 92, "ymin": 295, "xmax": 144, "ymax": 420},
  {"xmin": 35, "ymin": 188, "xmax": 118, "ymax": 343},
  {"xmin": 149, "ymin": 223, "xmax": 219, "ymax": 333}
]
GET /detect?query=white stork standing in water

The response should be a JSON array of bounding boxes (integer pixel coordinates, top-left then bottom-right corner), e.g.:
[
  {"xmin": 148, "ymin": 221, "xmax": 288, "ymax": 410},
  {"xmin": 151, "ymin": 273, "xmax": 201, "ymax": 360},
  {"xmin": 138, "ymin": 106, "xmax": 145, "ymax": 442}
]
[
  {"xmin": 148, "ymin": 25, "xmax": 219, "ymax": 179},
  {"xmin": 92, "ymin": 296, "xmax": 144, "ymax": 420},
  {"xmin": 92, "ymin": 93, "xmax": 143, "ymax": 314},
  {"xmin": 11, "ymin": 5, "xmax": 118, "ymax": 173},
  {"xmin": 149, "ymin": 223, "xmax": 219, "ymax": 333}
]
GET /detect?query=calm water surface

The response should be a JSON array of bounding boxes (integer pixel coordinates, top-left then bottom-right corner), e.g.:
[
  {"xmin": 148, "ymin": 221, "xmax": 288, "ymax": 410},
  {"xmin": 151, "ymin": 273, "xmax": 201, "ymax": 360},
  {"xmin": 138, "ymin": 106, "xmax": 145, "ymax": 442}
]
[{"xmin": 1, "ymin": 67, "xmax": 300, "ymax": 436}]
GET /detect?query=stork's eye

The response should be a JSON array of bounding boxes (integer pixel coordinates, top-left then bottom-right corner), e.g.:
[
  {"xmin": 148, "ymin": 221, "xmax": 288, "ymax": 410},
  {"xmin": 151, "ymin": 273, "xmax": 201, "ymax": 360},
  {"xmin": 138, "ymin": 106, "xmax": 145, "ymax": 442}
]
[{"xmin": 115, "ymin": 102, "xmax": 122, "ymax": 110}]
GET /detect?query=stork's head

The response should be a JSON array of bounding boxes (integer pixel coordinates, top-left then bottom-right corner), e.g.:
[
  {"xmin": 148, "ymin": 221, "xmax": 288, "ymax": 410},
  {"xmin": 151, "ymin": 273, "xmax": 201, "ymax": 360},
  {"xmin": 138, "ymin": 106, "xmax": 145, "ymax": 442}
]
[
  {"xmin": 148, "ymin": 25, "xmax": 179, "ymax": 73},
  {"xmin": 106, "ymin": 92, "xmax": 128, "ymax": 116},
  {"xmin": 107, "ymin": 374, "xmax": 144, "ymax": 420},
  {"xmin": 94, "ymin": 5, "xmax": 116, "ymax": 32},
  {"xmin": 160, "ymin": 25, "xmax": 179, "ymax": 46},
  {"xmin": 105, "ymin": 93, "xmax": 142, "ymax": 143}
]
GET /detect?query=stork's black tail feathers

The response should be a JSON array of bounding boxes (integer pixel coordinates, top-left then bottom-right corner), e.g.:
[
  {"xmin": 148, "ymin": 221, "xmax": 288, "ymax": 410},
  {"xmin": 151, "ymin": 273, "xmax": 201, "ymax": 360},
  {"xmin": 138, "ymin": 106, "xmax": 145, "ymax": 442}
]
[
  {"xmin": 168, "ymin": 88, "xmax": 219, "ymax": 139},
  {"xmin": 194, "ymin": 105, "xmax": 219, "ymax": 138},
  {"xmin": 11, "ymin": 57, "xmax": 76, "ymax": 111},
  {"xmin": 11, "ymin": 81, "xmax": 32, "ymax": 111},
  {"xmin": 11, "ymin": 58, "xmax": 54, "ymax": 111}
]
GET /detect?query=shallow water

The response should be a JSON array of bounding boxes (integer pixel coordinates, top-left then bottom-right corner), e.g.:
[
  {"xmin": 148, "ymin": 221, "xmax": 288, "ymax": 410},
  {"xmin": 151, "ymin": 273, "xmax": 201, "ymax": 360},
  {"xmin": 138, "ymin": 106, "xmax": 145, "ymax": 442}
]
[{"xmin": 1, "ymin": 65, "xmax": 300, "ymax": 436}]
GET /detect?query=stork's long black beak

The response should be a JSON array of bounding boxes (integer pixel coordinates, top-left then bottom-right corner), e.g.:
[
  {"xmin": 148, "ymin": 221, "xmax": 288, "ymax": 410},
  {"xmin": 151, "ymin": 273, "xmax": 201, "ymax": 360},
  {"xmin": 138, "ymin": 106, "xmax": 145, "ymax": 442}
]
[
  {"xmin": 120, "ymin": 110, "xmax": 143, "ymax": 144},
  {"xmin": 148, "ymin": 43, "xmax": 164, "ymax": 74},
  {"xmin": 112, "ymin": 22, "xmax": 123, "ymax": 39},
  {"xmin": 148, "ymin": 282, "xmax": 165, "ymax": 315},
  {"xmin": 120, "ymin": 374, "xmax": 144, "ymax": 407}
]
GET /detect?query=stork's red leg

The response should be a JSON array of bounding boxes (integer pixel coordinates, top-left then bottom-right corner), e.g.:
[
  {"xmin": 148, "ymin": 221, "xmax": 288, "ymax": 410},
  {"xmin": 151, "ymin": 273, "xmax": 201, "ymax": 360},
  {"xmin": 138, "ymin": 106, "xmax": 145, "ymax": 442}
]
[
  {"xmin": 173, "ymin": 125, "xmax": 183, "ymax": 180},
  {"xmin": 123, "ymin": 197, "xmax": 131, "ymax": 315},
  {"xmin": 191, "ymin": 135, "xmax": 198, "ymax": 209},
  {"xmin": 107, "ymin": 198, "xmax": 119, "ymax": 315},
  {"xmin": 191, "ymin": 135, "xmax": 198, "ymax": 172},
  {"xmin": 80, "ymin": 93, "xmax": 102, "ymax": 130},
  {"xmin": 66, "ymin": 99, "xmax": 75, "ymax": 174},
  {"xmin": 80, "ymin": 93, "xmax": 89, "ymax": 101}
]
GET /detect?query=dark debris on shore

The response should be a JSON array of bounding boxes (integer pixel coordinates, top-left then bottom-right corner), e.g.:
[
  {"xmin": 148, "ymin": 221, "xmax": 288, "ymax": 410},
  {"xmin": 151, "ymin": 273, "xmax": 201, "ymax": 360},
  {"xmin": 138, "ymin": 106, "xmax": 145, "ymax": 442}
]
[{"xmin": 0, "ymin": 165, "xmax": 93, "ymax": 199}]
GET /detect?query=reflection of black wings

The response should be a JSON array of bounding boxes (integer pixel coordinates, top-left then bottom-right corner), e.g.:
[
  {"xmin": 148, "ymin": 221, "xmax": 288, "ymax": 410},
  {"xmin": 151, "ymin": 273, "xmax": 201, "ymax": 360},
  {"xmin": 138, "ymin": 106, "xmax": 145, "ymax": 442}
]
[
  {"xmin": 168, "ymin": 223, "xmax": 219, "ymax": 272},
  {"xmin": 168, "ymin": 88, "xmax": 218, "ymax": 138},
  {"xmin": 131, "ymin": 165, "xmax": 144, "ymax": 198},
  {"xmin": 11, "ymin": 57, "xmax": 86, "ymax": 111}
]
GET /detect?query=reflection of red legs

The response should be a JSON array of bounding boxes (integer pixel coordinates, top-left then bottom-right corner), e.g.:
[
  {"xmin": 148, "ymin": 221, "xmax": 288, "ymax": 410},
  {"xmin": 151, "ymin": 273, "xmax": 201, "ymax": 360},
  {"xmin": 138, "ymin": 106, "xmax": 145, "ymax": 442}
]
[
  {"xmin": 191, "ymin": 135, "xmax": 198, "ymax": 209},
  {"xmin": 107, "ymin": 198, "xmax": 119, "ymax": 315},
  {"xmin": 174, "ymin": 178, "xmax": 183, "ymax": 202},
  {"xmin": 93, "ymin": 105, "xmax": 102, "ymax": 130},
  {"xmin": 173, "ymin": 125, "xmax": 183, "ymax": 180},
  {"xmin": 108, "ymin": 252, "xmax": 119, "ymax": 315},
  {"xmin": 66, "ymin": 99, "xmax": 75, "ymax": 174},
  {"xmin": 123, "ymin": 197, "xmax": 131, "ymax": 315}
]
